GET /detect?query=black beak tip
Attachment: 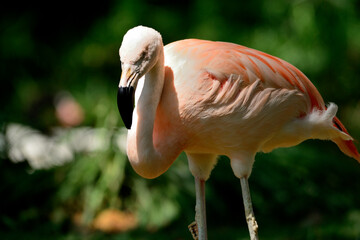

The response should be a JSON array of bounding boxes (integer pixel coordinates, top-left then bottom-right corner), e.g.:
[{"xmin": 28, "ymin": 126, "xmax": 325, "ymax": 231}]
[{"xmin": 117, "ymin": 86, "xmax": 135, "ymax": 130}]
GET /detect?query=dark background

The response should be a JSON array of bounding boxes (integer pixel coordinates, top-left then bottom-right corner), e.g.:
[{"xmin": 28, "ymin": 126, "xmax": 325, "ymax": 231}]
[{"xmin": 1, "ymin": 0, "xmax": 360, "ymax": 239}]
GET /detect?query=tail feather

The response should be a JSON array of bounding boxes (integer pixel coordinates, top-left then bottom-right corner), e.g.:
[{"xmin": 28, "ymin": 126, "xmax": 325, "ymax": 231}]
[{"xmin": 332, "ymin": 117, "xmax": 360, "ymax": 162}]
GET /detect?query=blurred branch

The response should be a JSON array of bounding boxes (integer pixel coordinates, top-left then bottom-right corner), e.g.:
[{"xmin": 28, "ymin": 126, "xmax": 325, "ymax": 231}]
[{"xmin": 4, "ymin": 123, "xmax": 127, "ymax": 169}]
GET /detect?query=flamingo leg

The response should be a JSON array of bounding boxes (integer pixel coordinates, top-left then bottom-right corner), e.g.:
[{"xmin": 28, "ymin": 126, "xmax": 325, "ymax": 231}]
[
  {"xmin": 194, "ymin": 177, "xmax": 207, "ymax": 240},
  {"xmin": 240, "ymin": 177, "xmax": 259, "ymax": 240}
]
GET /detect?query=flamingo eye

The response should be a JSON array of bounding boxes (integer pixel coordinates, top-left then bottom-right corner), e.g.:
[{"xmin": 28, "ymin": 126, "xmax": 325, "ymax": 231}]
[{"xmin": 134, "ymin": 52, "xmax": 146, "ymax": 65}]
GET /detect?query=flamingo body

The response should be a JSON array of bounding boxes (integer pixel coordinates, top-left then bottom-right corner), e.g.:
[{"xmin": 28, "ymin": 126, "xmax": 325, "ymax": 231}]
[{"xmin": 151, "ymin": 39, "xmax": 357, "ymax": 178}]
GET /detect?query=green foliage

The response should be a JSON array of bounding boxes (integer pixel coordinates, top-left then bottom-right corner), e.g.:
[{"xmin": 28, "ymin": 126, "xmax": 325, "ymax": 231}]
[{"xmin": 1, "ymin": 0, "xmax": 360, "ymax": 239}]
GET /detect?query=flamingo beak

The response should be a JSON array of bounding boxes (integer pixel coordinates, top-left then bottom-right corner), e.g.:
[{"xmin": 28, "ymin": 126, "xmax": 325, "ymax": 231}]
[
  {"xmin": 117, "ymin": 68, "xmax": 137, "ymax": 129},
  {"xmin": 117, "ymin": 86, "xmax": 135, "ymax": 129}
]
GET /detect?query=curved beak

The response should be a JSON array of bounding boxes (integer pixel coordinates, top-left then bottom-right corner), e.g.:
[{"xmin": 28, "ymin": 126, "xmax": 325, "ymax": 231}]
[{"xmin": 117, "ymin": 67, "xmax": 138, "ymax": 129}]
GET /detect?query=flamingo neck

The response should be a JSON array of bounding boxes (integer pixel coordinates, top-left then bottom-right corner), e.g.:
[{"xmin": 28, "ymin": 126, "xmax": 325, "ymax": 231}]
[{"xmin": 127, "ymin": 48, "xmax": 180, "ymax": 179}]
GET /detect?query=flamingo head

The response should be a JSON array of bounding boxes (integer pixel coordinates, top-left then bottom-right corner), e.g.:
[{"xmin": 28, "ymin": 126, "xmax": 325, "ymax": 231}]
[{"xmin": 117, "ymin": 26, "xmax": 162, "ymax": 129}]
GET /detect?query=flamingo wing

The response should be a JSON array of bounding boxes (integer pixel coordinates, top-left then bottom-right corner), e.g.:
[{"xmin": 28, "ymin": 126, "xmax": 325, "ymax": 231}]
[{"xmin": 166, "ymin": 39, "xmax": 324, "ymax": 111}]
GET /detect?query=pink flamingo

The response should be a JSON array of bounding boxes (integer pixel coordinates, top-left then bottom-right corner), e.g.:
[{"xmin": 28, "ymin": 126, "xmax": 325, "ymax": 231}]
[{"xmin": 117, "ymin": 26, "xmax": 360, "ymax": 240}]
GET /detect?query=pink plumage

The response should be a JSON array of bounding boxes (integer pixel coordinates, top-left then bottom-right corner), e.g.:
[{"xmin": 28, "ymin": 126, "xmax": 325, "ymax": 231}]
[{"xmin": 162, "ymin": 39, "xmax": 359, "ymax": 165}]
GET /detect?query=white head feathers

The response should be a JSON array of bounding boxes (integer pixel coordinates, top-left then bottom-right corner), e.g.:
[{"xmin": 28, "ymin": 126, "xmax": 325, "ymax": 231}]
[{"xmin": 119, "ymin": 26, "xmax": 163, "ymax": 68}]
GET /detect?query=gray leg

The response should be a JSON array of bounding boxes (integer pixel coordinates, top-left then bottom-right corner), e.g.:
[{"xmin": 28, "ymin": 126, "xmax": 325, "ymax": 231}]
[
  {"xmin": 240, "ymin": 177, "xmax": 259, "ymax": 240},
  {"xmin": 195, "ymin": 177, "xmax": 207, "ymax": 240}
]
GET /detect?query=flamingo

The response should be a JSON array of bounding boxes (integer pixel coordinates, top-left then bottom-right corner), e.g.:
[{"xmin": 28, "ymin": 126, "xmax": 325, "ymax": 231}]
[{"xmin": 116, "ymin": 26, "xmax": 360, "ymax": 240}]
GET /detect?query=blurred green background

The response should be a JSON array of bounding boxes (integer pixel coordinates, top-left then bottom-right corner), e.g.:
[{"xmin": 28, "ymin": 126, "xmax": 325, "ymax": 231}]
[{"xmin": 1, "ymin": 0, "xmax": 360, "ymax": 239}]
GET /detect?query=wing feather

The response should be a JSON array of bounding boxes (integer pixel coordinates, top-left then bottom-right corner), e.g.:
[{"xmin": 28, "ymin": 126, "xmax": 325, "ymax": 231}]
[{"xmin": 165, "ymin": 39, "xmax": 324, "ymax": 112}]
